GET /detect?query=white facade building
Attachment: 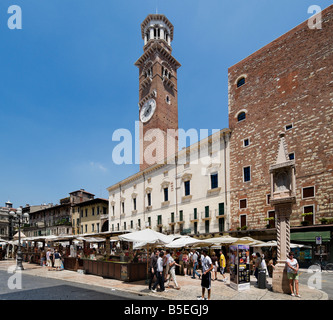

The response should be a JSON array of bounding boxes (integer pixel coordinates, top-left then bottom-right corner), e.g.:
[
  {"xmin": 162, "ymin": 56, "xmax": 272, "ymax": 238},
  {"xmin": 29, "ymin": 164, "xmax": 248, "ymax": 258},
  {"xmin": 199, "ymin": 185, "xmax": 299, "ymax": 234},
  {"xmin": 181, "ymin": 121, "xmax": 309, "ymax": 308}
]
[{"xmin": 107, "ymin": 129, "xmax": 231, "ymax": 237}]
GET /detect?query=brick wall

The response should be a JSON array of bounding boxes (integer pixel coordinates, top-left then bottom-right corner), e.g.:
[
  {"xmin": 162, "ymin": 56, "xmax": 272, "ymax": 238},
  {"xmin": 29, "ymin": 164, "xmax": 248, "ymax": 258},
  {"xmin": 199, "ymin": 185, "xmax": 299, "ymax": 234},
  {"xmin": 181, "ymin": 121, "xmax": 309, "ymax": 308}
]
[{"xmin": 228, "ymin": 5, "xmax": 333, "ymax": 230}]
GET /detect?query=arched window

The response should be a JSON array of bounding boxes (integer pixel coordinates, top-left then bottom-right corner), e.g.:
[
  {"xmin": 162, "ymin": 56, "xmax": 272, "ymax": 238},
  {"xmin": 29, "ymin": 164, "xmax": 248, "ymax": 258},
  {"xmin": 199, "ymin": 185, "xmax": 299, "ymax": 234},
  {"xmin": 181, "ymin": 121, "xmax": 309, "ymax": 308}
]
[
  {"xmin": 237, "ymin": 77, "xmax": 246, "ymax": 88},
  {"xmin": 237, "ymin": 111, "xmax": 246, "ymax": 122}
]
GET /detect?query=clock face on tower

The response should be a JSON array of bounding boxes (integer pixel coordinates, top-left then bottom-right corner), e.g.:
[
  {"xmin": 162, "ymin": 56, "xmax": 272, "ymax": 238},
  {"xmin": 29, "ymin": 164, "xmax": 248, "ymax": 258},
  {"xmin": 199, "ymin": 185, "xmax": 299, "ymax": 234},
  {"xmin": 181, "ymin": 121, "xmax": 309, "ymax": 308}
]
[{"xmin": 140, "ymin": 98, "xmax": 156, "ymax": 123}]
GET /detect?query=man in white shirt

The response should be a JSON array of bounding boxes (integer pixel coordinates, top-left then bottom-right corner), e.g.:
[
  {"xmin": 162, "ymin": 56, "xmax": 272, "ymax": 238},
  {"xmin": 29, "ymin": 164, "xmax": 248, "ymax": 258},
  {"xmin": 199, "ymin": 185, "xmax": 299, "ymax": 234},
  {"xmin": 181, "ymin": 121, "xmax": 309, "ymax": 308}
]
[
  {"xmin": 198, "ymin": 249, "xmax": 213, "ymax": 300},
  {"xmin": 166, "ymin": 251, "xmax": 181, "ymax": 290},
  {"xmin": 152, "ymin": 251, "xmax": 167, "ymax": 292}
]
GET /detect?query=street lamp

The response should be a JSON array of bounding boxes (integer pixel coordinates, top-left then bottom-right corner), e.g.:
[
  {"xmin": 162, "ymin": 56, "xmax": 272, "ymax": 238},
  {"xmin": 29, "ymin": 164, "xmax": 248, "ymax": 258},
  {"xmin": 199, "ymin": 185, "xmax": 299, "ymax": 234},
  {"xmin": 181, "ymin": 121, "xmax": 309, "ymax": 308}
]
[{"xmin": 9, "ymin": 208, "xmax": 29, "ymax": 270}]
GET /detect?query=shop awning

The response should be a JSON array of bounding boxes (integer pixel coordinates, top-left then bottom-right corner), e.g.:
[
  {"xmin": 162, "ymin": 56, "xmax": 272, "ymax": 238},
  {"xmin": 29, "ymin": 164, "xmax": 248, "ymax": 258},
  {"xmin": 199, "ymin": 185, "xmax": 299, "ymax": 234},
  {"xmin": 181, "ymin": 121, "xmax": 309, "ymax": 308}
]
[{"xmin": 291, "ymin": 231, "xmax": 331, "ymax": 242}]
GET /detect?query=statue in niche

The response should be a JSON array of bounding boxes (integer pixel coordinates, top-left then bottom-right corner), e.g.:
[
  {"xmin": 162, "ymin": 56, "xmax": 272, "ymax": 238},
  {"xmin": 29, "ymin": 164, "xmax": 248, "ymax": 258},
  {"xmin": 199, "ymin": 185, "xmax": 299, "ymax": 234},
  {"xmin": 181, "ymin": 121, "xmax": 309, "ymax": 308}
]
[{"xmin": 275, "ymin": 171, "xmax": 290, "ymax": 192}]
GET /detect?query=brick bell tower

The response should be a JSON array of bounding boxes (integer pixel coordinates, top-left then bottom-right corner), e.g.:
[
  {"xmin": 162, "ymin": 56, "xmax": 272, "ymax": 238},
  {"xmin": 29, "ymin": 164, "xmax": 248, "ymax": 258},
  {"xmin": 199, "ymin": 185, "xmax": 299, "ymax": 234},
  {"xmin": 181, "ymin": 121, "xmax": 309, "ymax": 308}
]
[{"xmin": 135, "ymin": 14, "xmax": 181, "ymax": 171}]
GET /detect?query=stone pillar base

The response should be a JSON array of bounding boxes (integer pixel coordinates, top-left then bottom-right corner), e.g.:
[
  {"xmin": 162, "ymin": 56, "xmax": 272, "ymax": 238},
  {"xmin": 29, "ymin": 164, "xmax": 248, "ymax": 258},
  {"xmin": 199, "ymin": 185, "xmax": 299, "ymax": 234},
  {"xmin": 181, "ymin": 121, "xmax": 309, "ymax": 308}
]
[{"xmin": 272, "ymin": 263, "xmax": 291, "ymax": 294}]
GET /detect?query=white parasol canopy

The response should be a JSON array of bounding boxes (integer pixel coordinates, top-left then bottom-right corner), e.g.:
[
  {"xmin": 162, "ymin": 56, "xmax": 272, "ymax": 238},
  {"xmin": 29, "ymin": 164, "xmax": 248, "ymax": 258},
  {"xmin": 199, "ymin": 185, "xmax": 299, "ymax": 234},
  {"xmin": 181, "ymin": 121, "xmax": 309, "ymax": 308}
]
[
  {"xmin": 252, "ymin": 240, "xmax": 311, "ymax": 249},
  {"xmin": 199, "ymin": 235, "xmax": 239, "ymax": 246},
  {"xmin": 165, "ymin": 236, "xmax": 202, "ymax": 248},
  {"xmin": 13, "ymin": 232, "xmax": 26, "ymax": 240},
  {"xmin": 232, "ymin": 236, "xmax": 265, "ymax": 246},
  {"xmin": 118, "ymin": 228, "xmax": 173, "ymax": 245}
]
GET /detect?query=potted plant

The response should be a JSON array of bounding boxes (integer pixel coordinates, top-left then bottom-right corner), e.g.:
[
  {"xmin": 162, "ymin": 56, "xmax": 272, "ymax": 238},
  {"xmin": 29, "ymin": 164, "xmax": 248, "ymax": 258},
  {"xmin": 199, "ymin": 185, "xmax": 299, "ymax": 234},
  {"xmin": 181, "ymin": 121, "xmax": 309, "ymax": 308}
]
[
  {"xmin": 264, "ymin": 217, "xmax": 275, "ymax": 228},
  {"xmin": 319, "ymin": 218, "xmax": 328, "ymax": 225},
  {"xmin": 301, "ymin": 212, "xmax": 313, "ymax": 226}
]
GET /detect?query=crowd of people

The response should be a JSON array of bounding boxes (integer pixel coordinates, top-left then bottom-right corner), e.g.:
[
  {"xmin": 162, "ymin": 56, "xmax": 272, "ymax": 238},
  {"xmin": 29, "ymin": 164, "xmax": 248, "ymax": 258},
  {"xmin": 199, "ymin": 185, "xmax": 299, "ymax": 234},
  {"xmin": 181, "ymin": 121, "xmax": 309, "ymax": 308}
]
[
  {"xmin": 147, "ymin": 248, "xmax": 301, "ymax": 299},
  {"xmin": 148, "ymin": 248, "xmax": 228, "ymax": 300}
]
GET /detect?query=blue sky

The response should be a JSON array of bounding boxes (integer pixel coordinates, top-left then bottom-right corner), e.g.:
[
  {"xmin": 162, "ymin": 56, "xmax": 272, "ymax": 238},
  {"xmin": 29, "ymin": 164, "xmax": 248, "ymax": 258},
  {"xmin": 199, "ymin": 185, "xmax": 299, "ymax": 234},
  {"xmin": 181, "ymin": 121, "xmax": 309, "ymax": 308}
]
[{"xmin": 0, "ymin": 0, "xmax": 331, "ymax": 207}]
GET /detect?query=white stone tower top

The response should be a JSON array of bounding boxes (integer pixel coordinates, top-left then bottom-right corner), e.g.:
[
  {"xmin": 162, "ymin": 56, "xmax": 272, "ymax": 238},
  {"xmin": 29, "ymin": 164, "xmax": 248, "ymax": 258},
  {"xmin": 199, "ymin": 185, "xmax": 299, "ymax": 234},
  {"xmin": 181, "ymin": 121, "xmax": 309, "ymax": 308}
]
[{"xmin": 140, "ymin": 14, "xmax": 174, "ymax": 49}]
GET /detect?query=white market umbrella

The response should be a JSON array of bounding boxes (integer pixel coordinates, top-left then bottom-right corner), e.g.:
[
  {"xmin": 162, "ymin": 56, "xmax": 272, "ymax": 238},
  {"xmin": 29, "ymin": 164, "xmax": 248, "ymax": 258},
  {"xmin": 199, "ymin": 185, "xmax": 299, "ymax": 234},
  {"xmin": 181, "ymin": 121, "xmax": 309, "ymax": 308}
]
[
  {"xmin": 232, "ymin": 236, "xmax": 265, "ymax": 246},
  {"xmin": 118, "ymin": 228, "xmax": 172, "ymax": 245},
  {"xmin": 252, "ymin": 240, "xmax": 277, "ymax": 247},
  {"xmin": 118, "ymin": 228, "xmax": 173, "ymax": 282},
  {"xmin": 165, "ymin": 236, "xmax": 202, "ymax": 248},
  {"xmin": 199, "ymin": 235, "xmax": 239, "ymax": 246},
  {"xmin": 252, "ymin": 240, "xmax": 311, "ymax": 249},
  {"xmin": 13, "ymin": 232, "xmax": 26, "ymax": 240}
]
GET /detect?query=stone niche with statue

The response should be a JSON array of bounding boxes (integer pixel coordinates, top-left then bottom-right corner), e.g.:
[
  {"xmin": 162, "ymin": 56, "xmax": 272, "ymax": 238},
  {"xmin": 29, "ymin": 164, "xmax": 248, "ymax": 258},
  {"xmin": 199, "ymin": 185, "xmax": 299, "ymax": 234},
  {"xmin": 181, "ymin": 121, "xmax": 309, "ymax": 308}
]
[
  {"xmin": 269, "ymin": 133, "xmax": 296, "ymax": 205},
  {"xmin": 269, "ymin": 133, "xmax": 296, "ymax": 294}
]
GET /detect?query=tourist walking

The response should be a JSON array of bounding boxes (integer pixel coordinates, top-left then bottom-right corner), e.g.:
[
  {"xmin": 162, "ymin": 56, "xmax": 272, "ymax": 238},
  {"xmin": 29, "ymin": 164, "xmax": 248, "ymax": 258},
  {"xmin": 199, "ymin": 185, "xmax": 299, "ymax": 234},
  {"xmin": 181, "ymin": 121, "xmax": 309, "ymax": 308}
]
[
  {"xmin": 166, "ymin": 251, "xmax": 181, "ymax": 290},
  {"xmin": 53, "ymin": 249, "xmax": 62, "ymax": 271},
  {"xmin": 149, "ymin": 249, "xmax": 159, "ymax": 290},
  {"xmin": 253, "ymin": 252, "xmax": 262, "ymax": 283},
  {"xmin": 164, "ymin": 249, "xmax": 171, "ymax": 282},
  {"xmin": 211, "ymin": 252, "xmax": 218, "ymax": 280},
  {"xmin": 46, "ymin": 249, "xmax": 52, "ymax": 270},
  {"xmin": 182, "ymin": 250, "xmax": 189, "ymax": 276},
  {"xmin": 219, "ymin": 250, "xmax": 228, "ymax": 282},
  {"xmin": 152, "ymin": 251, "xmax": 167, "ymax": 293},
  {"xmin": 191, "ymin": 249, "xmax": 201, "ymax": 279},
  {"xmin": 198, "ymin": 249, "xmax": 213, "ymax": 300},
  {"xmin": 286, "ymin": 251, "xmax": 301, "ymax": 297}
]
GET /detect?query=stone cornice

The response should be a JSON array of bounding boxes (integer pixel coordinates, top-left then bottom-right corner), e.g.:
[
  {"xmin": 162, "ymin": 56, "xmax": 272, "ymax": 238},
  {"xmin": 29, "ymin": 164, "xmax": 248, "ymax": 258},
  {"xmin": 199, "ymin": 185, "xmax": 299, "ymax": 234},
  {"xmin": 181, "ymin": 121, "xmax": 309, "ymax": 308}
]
[{"xmin": 135, "ymin": 42, "xmax": 181, "ymax": 69}]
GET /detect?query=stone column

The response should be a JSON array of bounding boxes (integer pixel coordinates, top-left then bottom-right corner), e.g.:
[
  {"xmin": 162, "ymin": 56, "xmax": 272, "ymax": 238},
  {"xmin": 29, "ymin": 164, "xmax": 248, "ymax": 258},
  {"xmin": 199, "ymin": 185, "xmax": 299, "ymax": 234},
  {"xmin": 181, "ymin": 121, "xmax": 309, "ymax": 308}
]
[{"xmin": 272, "ymin": 203, "xmax": 292, "ymax": 294}]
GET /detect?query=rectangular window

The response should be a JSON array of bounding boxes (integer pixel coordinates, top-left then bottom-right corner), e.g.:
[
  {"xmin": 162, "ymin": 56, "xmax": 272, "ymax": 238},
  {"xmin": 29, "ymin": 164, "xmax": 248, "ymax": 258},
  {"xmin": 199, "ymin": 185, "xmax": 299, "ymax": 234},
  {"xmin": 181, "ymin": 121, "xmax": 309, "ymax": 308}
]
[
  {"xmin": 164, "ymin": 187, "xmax": 169, "ymax": 202},
  {"xmin": 205, "ymin": 220, "xmax": 210, "ymax": 234},
  {"xmin": 240, "ymin": 215, "xmax": 247, "ymax": 228},
  {"xmin": 210, "ymin": 173, "xmax": 218, "ymax": 189},
  {"xmin": 194, "ymin": 222, "xmax": 198, "ymax": 234},
  {"xmin": 219, "ymin": 218, "xmax": 225, "ymax": 232},
  {"xmin": 85, "ymin": 209, "xmax": 88, "ymax": 217},
  {"xmin": 219, "ymin": 203, "xmax": 224, "ymax": 216},
  {"xmin": 171, "ymin": 212, "xmax": 175, "ymax": 223},
  {"xmin": 97, "ymin": 207, "xmax": 100, "ymax": 215},
  {"xmin": 184, "ymin": 180, "xmax": 190, "ymax": 196},
  {"xmin": 289, "ymin": 153, "xmax": 295, "ymax": 160},
  {"xmin": 240, "ymin": 199, "xmax": 247, "ymax": 209},
  {"xmin": 303, "ymin": 205, "xmax": 314, "ymax": 225},
  {"xmin": 243, "ymin": 138, "xmax": 250, "ymax": 147},
  {"xmin": 103, "ymin": 207, "xmax": 107, "ymax": 215},
  {"xmin": 97, "ymin": 223, "xmax": 100, "ymax": 233},
  {"xmin": 133, "ymin": 198, "xmax": 137, "ymax": 210},
  {"xmin": 157, "ymin": 215, "xmax": 162, "ymax": 225},
  {"xmin": 302, "ymin": 186, "xmax": 315, "ymax": 199},
  {"xmin": 267, "ymin": 194, "xmax": 271, "ymax": 205},
  {"xmin": 268, "ymin": 211, "xmax": 275, "ymax": 228},
  {"xmin": 130, "ymin": 220, "xmax": 133, "ymax": 229},
  {"xmin": 122, "ymin": 202, "xmax": 125, "ymax": 213},
  {"xmin": 285, "ymin": 124, "xmax": 293, "ymax": 131},
  {"xmin": 205, "ymin": 206, "xmax": 209, "ymax": 218},
  {"xmin": 243, "ymin": 166, "xmax": 251, "ymax": 182},
  {"xmin": 92, "ymin": 207, "xmax": 95, "ymax": 216},
  {"xmin": 138, "ymin": 219, "xmax": 141, "ymax": 228},
  {"xmin": 194, "ymin": 208, "xmax": 197, "ymax": 220},
  {"xmin": 179, "ymin": 210, "xmax": 183, "ymax": 222}
]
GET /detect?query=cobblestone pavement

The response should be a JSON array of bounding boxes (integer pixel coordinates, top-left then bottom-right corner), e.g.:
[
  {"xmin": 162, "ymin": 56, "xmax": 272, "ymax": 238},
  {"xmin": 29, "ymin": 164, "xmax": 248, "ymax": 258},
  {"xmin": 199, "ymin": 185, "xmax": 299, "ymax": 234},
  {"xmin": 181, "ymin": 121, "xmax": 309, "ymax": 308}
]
[{"xmin": 0, "ymin": 260, "xmax": 328, "ymax": 300}]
